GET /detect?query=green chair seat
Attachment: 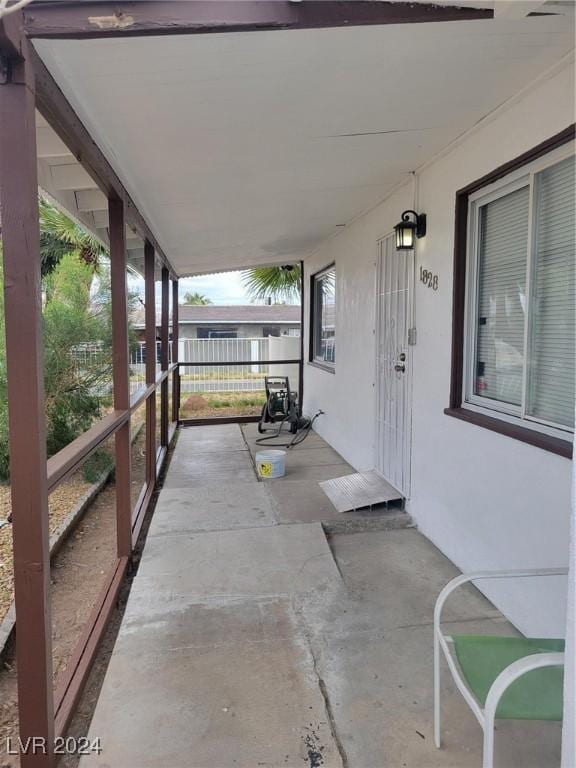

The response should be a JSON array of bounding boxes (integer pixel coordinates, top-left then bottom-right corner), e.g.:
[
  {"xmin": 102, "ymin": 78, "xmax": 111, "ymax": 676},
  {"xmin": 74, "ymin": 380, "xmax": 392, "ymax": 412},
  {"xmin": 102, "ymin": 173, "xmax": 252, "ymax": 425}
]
[{"xmin": 452, "ymin": 635, "xmax": 565, "ymax": 721}]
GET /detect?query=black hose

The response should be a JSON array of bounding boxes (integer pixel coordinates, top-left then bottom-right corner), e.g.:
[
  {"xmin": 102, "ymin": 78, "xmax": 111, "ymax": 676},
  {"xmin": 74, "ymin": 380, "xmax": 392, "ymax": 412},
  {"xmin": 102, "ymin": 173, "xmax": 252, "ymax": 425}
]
[{"xmin": 255, "ymin": 409, "xmax": 323, "ymax": 449}]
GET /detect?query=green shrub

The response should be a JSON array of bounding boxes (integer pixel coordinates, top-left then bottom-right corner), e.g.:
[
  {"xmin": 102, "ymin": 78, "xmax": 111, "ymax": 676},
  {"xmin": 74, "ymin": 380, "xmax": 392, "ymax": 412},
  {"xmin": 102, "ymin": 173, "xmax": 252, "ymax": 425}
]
[
  {"xmin": 206, "ymin": 394, "xmax": 263, "ymax": 409},
  {"xmin": 0, "ymin": 219, "xmax": 138, "ymax": 482},
  {"xmin": 82, "ymin": 449, "xmax": 115, "ymax": 484}
]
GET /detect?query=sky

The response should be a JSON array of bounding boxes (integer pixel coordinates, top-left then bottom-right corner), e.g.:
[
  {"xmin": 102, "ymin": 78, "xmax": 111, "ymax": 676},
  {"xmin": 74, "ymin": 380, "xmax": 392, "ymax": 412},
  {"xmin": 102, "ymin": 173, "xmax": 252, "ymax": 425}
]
[
  {"xmin": 127, "ymin": 269, "xmax": 300, "ymax": 307},
  {"xmin": 178, "ymin": 271, "xmax": 251, "ymax": 305},
  {"xmin": 127, "ymin": 269, "xmax": 250, "ymax": 306}
]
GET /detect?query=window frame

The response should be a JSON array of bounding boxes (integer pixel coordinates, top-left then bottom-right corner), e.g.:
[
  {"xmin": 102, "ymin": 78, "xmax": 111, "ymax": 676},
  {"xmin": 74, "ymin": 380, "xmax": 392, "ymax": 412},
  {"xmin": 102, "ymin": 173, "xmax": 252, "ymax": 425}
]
[
  {"xmin": 197, "ymin": 327, "xmax": 238, "ymax": 339},
  {"xmin": 464, "ymin": 174, "xmax": 530, "ymax": 420},
  {"xmin": 446, "ymin": 125, "xmax": 575, "ymax": 459},
  {"xmin": 309, "ymin": 263, "xmax": 336, "ymax": 372}
]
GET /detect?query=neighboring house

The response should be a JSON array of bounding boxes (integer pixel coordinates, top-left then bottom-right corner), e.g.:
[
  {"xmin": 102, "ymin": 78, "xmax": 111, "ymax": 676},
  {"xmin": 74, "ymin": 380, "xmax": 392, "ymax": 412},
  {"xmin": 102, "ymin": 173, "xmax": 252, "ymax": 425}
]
[
  {"xmin": 131, "ymin": 304, "xmax": 300, "ymax": 343},
  {"xmin": 177, "ymin": 304, "xmax": 300, "ymax": 340}
]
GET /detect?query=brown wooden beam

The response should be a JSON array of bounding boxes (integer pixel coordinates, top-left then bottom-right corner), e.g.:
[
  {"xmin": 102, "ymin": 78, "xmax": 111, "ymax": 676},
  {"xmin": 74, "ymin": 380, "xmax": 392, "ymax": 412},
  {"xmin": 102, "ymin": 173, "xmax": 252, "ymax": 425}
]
[
  {"xmin": 171, "ymin": 279, "xmax": 179, "ymax": 423},
  {"xmin": 144, "ymin": 241, "xmax": 157, "ymax": 485},
  {"xmin": 130, "ymin": 381, "xmax": 155, "ymax": 411},
  {"xmin": 109, "ymin": 197, "xmax": 132, "ymax": 558},
  {"xmin": 47, "ymin": 409, "xmax": 129, "ymax": 492},
  {"xmin": 180, "ymin": 416, "xmax": 261, "ymax": 427},
  {"xmin": 144, "ymin": 243, "xmax": 157, "ymax": 388},
  {"xmin": 0, "ymin": 39, "xmax": 54, "ymax": 768},
  {"xmin": 160, "ymin": 268, "xmax": 170, "ymax": 373},
  {"xmin": 298, "ymin": 259, "xmax": 304, "ymax": 411},
  {"xmin": 53, "ymin": 556, "xmax": 128, "ymax": 737},
  {"xmin": 156, "ymin": 445, "xmax": 168, "ymax": 475},
  {"xmin": 28, "ymin": 46, "xmax": 176, "ymax": 277},
  {"xmin": 160, "ymin": 266, "xmax": 169, "ymax": 447},
  {"xmin": 156, "ymin": 368, "xmax": 169, "ymax": 385},
  {"xmin": 178, "ymin": 359, "xmax": 301, "ymax": 367},
  {"xmin": 131, "ymin": 481, "xmax": 155, "ymax": 547},
  {"xmin": 23, "ymin": 1, "xmax": 493, "ymax": 39}
]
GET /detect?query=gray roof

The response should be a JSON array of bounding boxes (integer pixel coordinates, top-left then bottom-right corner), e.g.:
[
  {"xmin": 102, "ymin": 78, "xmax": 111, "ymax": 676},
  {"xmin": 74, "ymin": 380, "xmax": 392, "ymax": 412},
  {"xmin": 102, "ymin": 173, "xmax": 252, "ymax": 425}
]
[
  {"xmin": 179, "ymin": 304, "xmax": 300, "ymax": 324},
  {"xmin": 132, "ymin": 304, "xmax": 300, "ymax": 328}
]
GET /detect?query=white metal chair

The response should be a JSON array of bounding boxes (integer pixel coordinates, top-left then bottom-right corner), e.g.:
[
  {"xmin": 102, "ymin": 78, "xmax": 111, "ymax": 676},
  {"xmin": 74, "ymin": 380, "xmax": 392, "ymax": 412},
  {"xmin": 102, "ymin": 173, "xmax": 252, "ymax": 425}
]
[{"xmin": 434, "ymin": 568, "xmax": 568, "ymax": 768}]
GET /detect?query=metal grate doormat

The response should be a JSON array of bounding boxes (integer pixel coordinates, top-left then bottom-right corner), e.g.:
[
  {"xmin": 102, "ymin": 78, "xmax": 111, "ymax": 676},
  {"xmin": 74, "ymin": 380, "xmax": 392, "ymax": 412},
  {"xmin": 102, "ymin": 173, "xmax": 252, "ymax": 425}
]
[{"xmin": 319, "ymin": 470, "xmax": 403, "ymax": 513}]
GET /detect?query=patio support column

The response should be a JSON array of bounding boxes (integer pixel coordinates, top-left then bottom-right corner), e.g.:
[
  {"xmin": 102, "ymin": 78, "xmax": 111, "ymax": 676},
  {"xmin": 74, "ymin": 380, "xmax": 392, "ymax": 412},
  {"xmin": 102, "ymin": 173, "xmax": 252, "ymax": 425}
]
[
  {"xmin": 144, "ymin": 241, "xmax": 156, "ymax": 483},
  {"xmin": 298, "ymin": 259, "xmax": 305, "ymax": 411},
  {"xmin": 172, "ymin": 279, "xmax": 179, "ymax": 423},
  {"xmin": 160, "ymin": 267, "xmax": 169, "ymax": 447},
  {"xmin": 109, "ymin": 198, "xmax": 131, "ymax": 558},
  {"xmin": 0, "ymin": 38, "xmax": 54, "ymax": 766}
]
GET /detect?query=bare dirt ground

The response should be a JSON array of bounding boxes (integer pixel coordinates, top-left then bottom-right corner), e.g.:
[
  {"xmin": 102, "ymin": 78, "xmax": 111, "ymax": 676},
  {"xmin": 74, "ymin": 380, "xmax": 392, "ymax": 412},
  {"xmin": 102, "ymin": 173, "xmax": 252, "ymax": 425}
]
[
  {"xmin": 0, "ymin": 476, "xmax": 95, "ymax": 624},
  {"xmin": 180, "ymin": 392, "xmax": 263, "ymax": 420},
  {"xmin": 0, "ymin": 429, "xmax": 148, "ymax": 768}
]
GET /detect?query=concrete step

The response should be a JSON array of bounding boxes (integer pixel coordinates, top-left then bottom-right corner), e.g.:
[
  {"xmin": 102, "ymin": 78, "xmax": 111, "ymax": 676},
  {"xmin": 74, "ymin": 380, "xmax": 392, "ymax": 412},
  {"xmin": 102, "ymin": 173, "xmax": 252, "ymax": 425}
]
[{"xmin": 322, "ymin": 508, "xmax": 413, "ymax": 535}]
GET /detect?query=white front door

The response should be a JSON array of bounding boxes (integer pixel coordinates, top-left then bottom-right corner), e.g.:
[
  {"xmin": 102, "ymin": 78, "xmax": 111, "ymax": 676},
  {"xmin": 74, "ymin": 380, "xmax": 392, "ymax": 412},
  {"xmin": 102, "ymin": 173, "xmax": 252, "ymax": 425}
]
[{"xmin": 375, "ymin": 235, "xmax": 414, "ymax": 496}]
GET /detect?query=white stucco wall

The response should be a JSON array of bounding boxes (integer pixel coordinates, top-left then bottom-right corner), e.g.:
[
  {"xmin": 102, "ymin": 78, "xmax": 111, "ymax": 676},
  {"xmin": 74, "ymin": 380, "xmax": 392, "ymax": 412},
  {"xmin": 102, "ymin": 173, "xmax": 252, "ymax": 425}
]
[
  {"xmin": 303, "ymin": 61, "xmax": 574, "ymax": 637},
  {"xmin": 268, "ymin": 335, "xmax": 300, "ymax": 383}
]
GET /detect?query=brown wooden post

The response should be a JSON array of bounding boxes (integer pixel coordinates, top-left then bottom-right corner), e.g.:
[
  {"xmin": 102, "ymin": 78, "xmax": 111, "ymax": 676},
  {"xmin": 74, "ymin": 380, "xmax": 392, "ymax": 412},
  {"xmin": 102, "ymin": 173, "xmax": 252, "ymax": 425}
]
[
  {"xmin": 109, "ymin": 198, "xmax": 131, "ymax": 557},
  {"xmin": 160, "ymin": 267, "xmax": 169, "ymax": 446},
  {"xmin": 144, "ymin": 241, "xmax": 157, "ymax": 481},
  {"xmin": 0, "ymin": 38, "xmax": 55, "ymax": 767},
  {"xmin": 298, "ymin": 259, "xmax": 305, "ymax": 412},
  {"xmin": 172, "ymin": 278, "xmax": 179, "ymax": 423}
]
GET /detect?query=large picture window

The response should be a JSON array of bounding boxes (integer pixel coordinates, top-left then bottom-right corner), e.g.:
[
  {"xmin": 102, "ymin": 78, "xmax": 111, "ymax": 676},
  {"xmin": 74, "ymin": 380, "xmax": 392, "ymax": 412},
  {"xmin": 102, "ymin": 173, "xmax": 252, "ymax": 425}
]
[
  {"xmin": 310, "ymin": 264, "xmax": 336, "ymax": 369},
  {"xmin": 463, "ymin": 146, "xmax": 574, "ymax": 441}
]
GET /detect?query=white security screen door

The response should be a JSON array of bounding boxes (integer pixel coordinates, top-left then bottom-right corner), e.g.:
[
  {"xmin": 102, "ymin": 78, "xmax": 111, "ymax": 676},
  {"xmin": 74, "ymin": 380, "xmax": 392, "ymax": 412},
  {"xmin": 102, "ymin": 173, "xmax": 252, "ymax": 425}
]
[{"xmin": 375, "ymin": 235, "xmax": 414, "ymax": 496}]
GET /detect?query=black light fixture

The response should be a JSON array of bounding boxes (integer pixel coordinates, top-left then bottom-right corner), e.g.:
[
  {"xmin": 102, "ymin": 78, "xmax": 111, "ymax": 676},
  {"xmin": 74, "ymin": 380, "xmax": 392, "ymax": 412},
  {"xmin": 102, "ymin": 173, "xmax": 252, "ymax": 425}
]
[{"xmin": 394, "ymin": 210, "xmax": 427, "ymax": 250}]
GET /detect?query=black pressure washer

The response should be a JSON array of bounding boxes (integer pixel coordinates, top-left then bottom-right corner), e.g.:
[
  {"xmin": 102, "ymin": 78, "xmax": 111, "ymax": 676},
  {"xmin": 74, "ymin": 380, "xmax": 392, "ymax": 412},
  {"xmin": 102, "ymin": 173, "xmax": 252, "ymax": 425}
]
[{"xmin": 256, "ymin": 376, "xmax": 322, "ymax": 448}]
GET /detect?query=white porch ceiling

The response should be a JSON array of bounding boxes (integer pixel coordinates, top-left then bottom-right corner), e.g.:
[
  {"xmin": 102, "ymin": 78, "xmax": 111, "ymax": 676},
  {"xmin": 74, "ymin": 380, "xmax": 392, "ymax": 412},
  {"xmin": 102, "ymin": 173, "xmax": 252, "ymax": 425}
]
[{"xmin": 33, "ymin": 12, "xmax": 574, "ymax": 276}]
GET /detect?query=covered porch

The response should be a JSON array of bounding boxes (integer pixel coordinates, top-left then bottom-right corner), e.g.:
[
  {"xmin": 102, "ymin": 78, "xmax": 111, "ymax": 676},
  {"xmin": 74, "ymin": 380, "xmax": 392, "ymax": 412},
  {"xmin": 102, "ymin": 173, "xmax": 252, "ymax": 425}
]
[
  {"xmin": 0, "ymin": 2, "xmax": 573, "ymax": 767},
  {"xmin": 78, "ymin": 423, "xmax": 561, "ymax": 768}
]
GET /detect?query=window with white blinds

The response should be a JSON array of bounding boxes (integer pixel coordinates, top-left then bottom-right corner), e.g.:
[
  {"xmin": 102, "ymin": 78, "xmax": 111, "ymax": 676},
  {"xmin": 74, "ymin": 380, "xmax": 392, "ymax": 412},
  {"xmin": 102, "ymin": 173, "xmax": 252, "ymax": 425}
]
[
  {"xmin": 465, "ymin": 149, "xmax": 575, "ymax": 437},
  {"xmin": 475, "ymin": 186, "xmax": 529, "ymax": 406},
  {"xmin": 527, "ymin": 156, "xmax": 575, "ymax": 429}
]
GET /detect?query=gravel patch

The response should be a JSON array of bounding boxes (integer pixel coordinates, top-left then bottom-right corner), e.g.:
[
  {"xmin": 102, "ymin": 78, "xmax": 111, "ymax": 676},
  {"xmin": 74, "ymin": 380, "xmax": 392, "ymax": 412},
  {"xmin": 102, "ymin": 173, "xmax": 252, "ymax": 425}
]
[{"xmin": 0, "ymin": 475, "xmax": 93, "ymax": 625}]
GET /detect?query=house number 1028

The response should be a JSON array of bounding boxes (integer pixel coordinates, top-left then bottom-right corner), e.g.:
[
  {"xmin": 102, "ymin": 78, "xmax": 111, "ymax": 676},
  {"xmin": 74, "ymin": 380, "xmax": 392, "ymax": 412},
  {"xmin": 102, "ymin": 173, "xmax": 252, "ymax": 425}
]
[{"xmin": 419, "ymin": 266, "xmax": 438, "ymax": 291}]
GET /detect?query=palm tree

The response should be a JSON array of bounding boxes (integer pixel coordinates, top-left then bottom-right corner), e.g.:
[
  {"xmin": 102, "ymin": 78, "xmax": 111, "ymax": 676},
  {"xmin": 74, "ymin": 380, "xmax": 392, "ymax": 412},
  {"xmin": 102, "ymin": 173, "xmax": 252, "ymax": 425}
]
[
  {"xmin": 242, "ymin": 264, "xmax": 301, "ymax": 303},
  {"xmin": 39, "ymin": 198, "xmax": 106, "ymax": 278},
  {"xmin": 183, "ymin": 291, "xmax": 213, "ymax": 305}
]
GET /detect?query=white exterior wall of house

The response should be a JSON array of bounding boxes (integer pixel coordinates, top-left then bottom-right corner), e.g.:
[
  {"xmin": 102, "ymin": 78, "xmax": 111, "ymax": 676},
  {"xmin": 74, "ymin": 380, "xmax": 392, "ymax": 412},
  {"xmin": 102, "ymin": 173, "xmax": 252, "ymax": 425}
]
[{"xmin": 303, "ymin": 59, "xmax": 574, "ymax": 639}]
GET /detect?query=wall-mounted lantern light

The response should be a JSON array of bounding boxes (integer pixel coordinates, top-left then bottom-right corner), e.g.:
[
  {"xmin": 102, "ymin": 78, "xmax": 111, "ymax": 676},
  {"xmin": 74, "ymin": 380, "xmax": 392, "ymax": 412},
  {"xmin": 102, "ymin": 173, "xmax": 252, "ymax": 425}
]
[{"xmin": 394, "ymin": 210, "xmax": 427, "ymax": 250}]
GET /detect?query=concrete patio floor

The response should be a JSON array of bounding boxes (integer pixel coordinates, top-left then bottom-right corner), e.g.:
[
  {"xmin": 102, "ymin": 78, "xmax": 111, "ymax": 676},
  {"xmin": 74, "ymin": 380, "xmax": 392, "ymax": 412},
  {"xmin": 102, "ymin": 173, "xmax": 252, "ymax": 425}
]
[{"xmin": 80, "ymin": 424, "xmax": 562, "ymax": 768}]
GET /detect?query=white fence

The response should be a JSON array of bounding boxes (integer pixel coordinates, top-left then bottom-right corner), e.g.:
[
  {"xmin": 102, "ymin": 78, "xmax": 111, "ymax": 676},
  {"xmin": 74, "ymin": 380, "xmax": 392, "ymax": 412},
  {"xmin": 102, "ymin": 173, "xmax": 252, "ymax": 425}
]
[
  {"xmin": 129, "ymin": 341, "xmax": 171, "ymax": 393},
  {"xmin": 176, "ymin": 338, "xmax": 267, "ymax": 394},
  {"xmin": 177, "ymin": 337, "xmax": 300, "ymax": 394},
  {"xmin": 73, "ymin": 338, "xmax": 300, "ymax": 397},
  {"xmin": 181, "ymin": 337, "xmax": 268, "ymax": 367}
]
